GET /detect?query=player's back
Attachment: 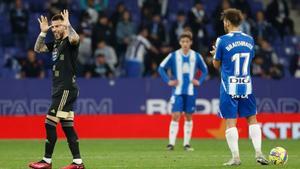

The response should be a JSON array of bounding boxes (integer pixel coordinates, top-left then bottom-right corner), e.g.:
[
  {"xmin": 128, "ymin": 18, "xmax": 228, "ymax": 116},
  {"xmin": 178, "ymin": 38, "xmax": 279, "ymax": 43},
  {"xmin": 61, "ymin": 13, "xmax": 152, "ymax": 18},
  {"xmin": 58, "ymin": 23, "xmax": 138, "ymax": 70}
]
[{"xmin": 215, "ymin": 31, "xmax": 254, "ymax": 97}]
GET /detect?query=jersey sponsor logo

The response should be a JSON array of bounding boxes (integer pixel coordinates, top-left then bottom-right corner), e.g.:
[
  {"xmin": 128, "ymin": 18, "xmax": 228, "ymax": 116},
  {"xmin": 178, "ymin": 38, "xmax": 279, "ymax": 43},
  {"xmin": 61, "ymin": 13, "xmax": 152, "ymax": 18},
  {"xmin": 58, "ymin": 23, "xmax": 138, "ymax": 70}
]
[{"xmin": 229, "ymin": 76, "xmax": 250, "ymax": 84}]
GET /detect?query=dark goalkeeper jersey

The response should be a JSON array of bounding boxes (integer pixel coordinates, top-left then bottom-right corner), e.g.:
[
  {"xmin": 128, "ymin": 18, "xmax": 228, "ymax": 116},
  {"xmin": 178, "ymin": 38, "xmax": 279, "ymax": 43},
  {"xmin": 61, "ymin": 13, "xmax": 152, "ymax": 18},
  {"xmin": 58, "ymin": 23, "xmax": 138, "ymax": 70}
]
[{"xmin": 46, "ymin": 37, "xmax": 79, "ymax": 96}]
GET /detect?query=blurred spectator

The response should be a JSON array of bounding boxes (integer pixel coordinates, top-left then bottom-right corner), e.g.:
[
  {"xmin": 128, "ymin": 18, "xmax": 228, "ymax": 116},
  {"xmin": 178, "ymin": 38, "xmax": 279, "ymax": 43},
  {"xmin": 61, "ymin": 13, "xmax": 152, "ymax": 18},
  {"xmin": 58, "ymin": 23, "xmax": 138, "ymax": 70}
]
[
  {"xmin": 9, "ymin": 0, "xmax": 29, "ymax": 49},
  {"xmin": 110, "ymin": 2, "xmax": 126, "ymax": 30},
  {"xmin": 47, "ymin": 0, "xmax": 69, "ymax": 17},
  {"xmin": 116, "ymin": 10, "xmax": 136, "ymax": 57},
  {"xmin": 291, "ymin": 0, "xmax": 300, "ymax": 11},
  {"xmin": 256, "ymin": 40, "xmax": 284, "ymax": 79},
  {"xmin": 251, "ymin": 11, "xmax": 274, "ymax": 42},
  {"xmin": 92, "ymin": 13, "xmax": 113, "ymax": 51},
  {"xmin": 231, "ymin": 0, "xmax": 251, "ymax": 18},
  {"xmin": 187, "ymin": 1, "xmax": 209, "ymax": 52},
  {"xmin": 125, "ymin": 27, "xmax": 158, "ymax": 77},
  {"xmin": 239, "ymin": 11, "xmax": 252, "ymax": 35},
  {"xmin": 0, "ymin": 0, "xmax": 14, "ymax": 13},
  {"xmin": 138, "ymin": 0, "xmax": 168, "ymax": 17},
  {"xmin": 3, "ymin": 55, "xmax": 22, "ymax": 79},
  {"xmin": 20, "ymin": 49, "xmax": 44, "ymax": 79},
  {"xmin": 144, "ymin": 61, "xmax": 159, "ymax": 78},
  {"xmin": 144, "ymin": 13, "xmax": 167, "ymax": 75},
  {"xmin": 289, "ymin": 53, "xmax": 300, "ymax": 78},
  {"xmin": 80, "ymin": 0, "xmax": 100, "ymax": 24},
  {"xmin": 147, "ymin": 13, "xmax": 166, "ymax": 48},
  {"xmin": 170, "ymin": 11, "xmax": 189, "ymax": 50},
  {"xmin": 78, "ymin": 32, "xmax": 92, "ymax": 76},
  {"xmin": 266, "ymin": 0, "xmax": 295, "ymax": 37},
  {"xmin": 251, "ymin": 55, "xmax": 267, "ymax": 77},
  {"xmin": 80, "ymin": 0, "xmax": 108, "ymax": 13},
  {"xmin": 80, "ymin": 11, "xmax": 93, "ymax": 36},
  {"xmin": 85, "ymin": 54, "xmax": 113, "ymax": 78},
  {"xmin": 213, "ymin": 0, "xmax": 232, "ymax": 36},
  {"xmin": 94, "ymin": 40, "xmax": 117, "ymax": 71},
  {"xmin": 139, "ymin": 0, "xmax": 154, "ymax": 26}
]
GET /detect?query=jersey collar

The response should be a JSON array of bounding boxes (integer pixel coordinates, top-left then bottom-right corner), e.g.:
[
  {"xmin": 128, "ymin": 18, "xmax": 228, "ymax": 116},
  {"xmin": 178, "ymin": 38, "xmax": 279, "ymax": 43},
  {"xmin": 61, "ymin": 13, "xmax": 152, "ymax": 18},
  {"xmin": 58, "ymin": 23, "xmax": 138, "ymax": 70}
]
[
  {"xmin": 230, "ymin": 31, "xmax": 242, "ymax": 33},
  {"xmin": 179, "ymin": 49, "xmax": 191, "ymax": 57}
]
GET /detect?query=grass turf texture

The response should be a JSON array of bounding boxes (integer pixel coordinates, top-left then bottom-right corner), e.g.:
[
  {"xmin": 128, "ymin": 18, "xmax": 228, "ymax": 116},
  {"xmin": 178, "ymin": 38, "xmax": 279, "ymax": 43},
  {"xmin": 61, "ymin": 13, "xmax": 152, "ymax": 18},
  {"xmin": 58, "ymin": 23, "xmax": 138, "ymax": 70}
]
[{"xmin": 0, "ymin": 139, "xmax": 298, "ymax": 169}]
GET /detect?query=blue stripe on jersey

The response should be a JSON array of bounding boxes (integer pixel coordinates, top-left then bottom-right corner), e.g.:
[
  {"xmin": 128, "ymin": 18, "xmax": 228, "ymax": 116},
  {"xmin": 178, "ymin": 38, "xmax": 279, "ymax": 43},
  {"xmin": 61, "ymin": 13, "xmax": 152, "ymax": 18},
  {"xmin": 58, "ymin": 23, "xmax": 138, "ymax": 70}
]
[
  {"xmin": 158, "ymin": 50, "xmax": 208, "ymax": 96},
  {"xmin": 182, "ymin": 56, "xmax": 190, "ymax": 94}
]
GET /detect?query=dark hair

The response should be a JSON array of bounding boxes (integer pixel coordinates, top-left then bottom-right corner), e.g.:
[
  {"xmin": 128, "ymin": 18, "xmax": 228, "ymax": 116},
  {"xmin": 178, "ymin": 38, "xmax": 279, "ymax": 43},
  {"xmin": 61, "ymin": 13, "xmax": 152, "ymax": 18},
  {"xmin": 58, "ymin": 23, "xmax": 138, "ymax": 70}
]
[
  {"xmin": 96, "ymin": 54, "xmax": 105, "ymax": 58},
  {"xmin": 177, "ymin": 10, "xmax": 185, "ymax": 16},
  {"xmin": 51, "ymin": 14, "xmax": 64, "ymax": 21},
  {"xmin": 179, "ymin": 31, "xmax": 193, "ymax": 40},
  {"xmin": 221, "ymin": 8, "xmax": 243, "ymax": 27},
  {"xmin": 138, "ymin": 26, "xmax": 148, "ymax": 34},
  {"xmin": 194, "ymin": 0, "xmax": 203, "ymax": 5}
]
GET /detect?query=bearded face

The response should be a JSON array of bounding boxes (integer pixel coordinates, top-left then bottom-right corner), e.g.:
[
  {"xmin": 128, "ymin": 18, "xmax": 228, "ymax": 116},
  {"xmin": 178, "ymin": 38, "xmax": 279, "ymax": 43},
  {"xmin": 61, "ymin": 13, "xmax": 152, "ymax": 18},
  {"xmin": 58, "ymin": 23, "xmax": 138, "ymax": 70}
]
[{"xmin": 51, "ymin": 20, "xmax": 66, "ymax": 40}]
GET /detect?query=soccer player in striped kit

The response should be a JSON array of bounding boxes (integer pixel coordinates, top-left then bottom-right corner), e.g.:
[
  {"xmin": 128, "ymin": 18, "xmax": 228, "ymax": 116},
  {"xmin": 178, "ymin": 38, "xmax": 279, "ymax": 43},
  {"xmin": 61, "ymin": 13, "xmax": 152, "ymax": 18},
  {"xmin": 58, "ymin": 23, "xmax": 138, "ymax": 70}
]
[
  {"xmin": 211, "ymin": 8, "xmax": 269, "ymax": 166},
  {"xmin": 158, "ymin": 31, "xmax": 208, "ymax": 151}
]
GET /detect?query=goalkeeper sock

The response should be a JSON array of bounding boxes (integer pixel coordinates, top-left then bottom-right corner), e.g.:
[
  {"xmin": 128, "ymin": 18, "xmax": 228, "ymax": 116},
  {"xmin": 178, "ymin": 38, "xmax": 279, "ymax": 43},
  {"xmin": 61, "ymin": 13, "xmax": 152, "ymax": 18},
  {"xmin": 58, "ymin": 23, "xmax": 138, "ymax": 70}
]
[
  {"xmin": 183, "ymin": 120, "xmax": 193, "ymax": 146},
  {"xmin": 44, "ymin": 121, "xmax": 57, "ymax": 158},
  {"xmin": 169, "ymin": 121, "xmax": 179, "ymax": 145},
  {"xmin": 225, "ymin": 127, "xmax": 240, "ymax": 159},
  {"xmin": 249, "ymin": 124, "xmax": 262, "ymax": 156},
  {"xmin": 62, "ymin": 120, "xmax": 81, "ymax": 159}
]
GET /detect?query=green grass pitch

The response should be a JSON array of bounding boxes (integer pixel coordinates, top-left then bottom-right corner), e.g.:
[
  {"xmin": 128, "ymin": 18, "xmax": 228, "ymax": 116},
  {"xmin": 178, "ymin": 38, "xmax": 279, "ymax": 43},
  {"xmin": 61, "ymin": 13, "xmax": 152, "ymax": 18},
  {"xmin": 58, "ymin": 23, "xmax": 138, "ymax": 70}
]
[{"xmin": 0, "ymin": 139, "xmax": 298, "ymax": 169}]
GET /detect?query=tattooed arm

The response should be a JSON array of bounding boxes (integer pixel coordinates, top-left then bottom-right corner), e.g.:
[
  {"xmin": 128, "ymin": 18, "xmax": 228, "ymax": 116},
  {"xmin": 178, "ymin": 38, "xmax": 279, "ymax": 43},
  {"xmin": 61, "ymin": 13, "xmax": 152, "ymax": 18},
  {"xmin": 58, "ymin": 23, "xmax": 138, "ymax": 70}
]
[
  {"xmin": 34, "ymin": 33, "xmax": 49, "ymax": 53},
  {"xmin": 67, "ymin": 24, "xmax": 80, "ymax": 45},
  {"xmin": 35, "ymin": 15, "xmax": 50, "ymax": 53},
  {"xmin": 62, "ymin": 9, "xmax": 79, "ymax": 45}
]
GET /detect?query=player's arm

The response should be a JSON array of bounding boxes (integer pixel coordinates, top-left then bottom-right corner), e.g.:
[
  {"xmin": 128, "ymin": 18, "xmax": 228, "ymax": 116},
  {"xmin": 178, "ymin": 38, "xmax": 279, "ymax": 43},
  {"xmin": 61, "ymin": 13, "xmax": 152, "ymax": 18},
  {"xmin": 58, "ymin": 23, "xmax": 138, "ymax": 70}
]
[
  {"xmin": 34, "ymin": 15, "xmax": 51, "ymax": 53},
  {"xmin": 61, "ymin": 9, "xmax": 79, "ymax": 45},
  {"xmin": 211, "ymin": 38, "xmax": 222, "ymax": 69},
  {"xmin": 158, "ymin": 54, "xmax": 178, "ymax": 86},
  {"xmin": 193, "ymin": 54, "xmax": 208, "ymax": 86}
]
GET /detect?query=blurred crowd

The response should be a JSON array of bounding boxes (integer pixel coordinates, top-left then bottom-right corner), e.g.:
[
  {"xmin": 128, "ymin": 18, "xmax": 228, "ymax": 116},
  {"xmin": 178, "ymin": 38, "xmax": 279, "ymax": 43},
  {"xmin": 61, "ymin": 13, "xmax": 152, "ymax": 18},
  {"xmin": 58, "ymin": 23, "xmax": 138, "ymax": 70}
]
[{"xmin": 0, "ymin": 0, "xmax": 299, "ymax": 80}]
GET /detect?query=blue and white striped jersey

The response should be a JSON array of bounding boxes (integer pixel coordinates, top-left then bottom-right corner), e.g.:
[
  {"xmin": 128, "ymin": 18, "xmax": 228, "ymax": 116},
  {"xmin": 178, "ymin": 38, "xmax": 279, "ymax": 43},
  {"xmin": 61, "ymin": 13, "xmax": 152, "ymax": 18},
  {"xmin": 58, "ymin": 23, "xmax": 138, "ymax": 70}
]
[
  {"xmin": 214, "ymin": 31, "xmax": 255, "ymax": 96},
  {"xmin": 125, "ymin": 35, "xmax": 151, "ymax": 63},
  {"xmin": 158, "ymin": 49, "xmax": 208, "ymax": 95}
]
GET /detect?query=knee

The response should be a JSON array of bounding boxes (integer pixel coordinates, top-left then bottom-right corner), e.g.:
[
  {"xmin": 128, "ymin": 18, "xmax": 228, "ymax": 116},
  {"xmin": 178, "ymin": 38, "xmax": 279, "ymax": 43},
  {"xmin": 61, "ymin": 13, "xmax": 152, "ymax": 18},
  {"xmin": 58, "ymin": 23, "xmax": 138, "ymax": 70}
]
[
  {"xmin": 225, "ymin": 119, "xmax": 237, "ymax": 129},
  {"xmin": 185, "ymin": 114, "xmax": 193, "ymax": 121},
  {"xmin": 61, "ymin": 121, "xmax": 78, "ymax": 142},
  {"xmin": 172, "ymin": 113, "xmax": 181, "ymax": 122},
  {"xmin": 247, "ymin": 115, "xmax": 257, "ymax": 125},
  {"xmin": 45, "ymin": 120, "xmax": 57, "ymax": 142}
]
